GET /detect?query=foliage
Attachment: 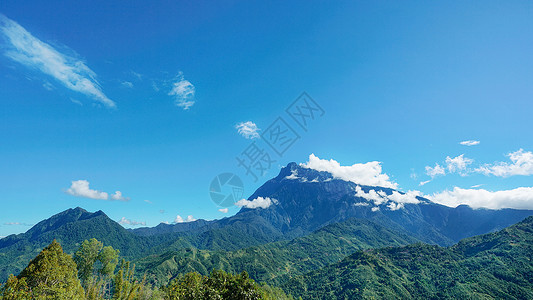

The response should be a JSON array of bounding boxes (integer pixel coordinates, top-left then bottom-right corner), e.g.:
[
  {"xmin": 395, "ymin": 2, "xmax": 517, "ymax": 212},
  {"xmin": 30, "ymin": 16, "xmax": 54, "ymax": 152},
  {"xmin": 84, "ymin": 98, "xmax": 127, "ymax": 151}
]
[
  {"xmin": 136, "ymin": 218, "xmax": 418, "ymax": 285},
  {"xmin": 163, "ymin": 269, "xmax": 293, "ymax": 300},
  {"xmin": 285, "ymin": 216, "xmax": 533, "ymax": 299},
  {"xmin": 17, "ymin": 240, "xmax": 85, "ymax": 299},
  {"xmin": 113, "ymin": 259, "xmax": 142, "ymax": 300},
  {"xmin": 0, "ymin": 274, "xmax": 31, "ymax": 299}
]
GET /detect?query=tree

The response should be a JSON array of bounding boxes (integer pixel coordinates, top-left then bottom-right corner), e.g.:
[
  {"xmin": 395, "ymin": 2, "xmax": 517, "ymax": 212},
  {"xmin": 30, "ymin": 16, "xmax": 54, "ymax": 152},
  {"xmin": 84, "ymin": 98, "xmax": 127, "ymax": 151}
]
[
  {"xmin": 74, "ymin": 238, "xmax": 103, "ymax": 283},
  {"xmin": 17, "ymin": 239, "xmax": 85, "ymax": 299},
  {"xmin": 163, "ymin": 270, "xmax": 291, "ymax": 299},
  {"xmin": 99, "ymin": 245, "xmax": 119, "ymax": 276},
  {"xmin": 0, "ymin": 274, "xmax": 32, "ymax": 299},
  {"xmin": 113, "ymin": 259, "xmax": 141, "ymax": 300},
  {"xmin": 73, "ymin": 238, "xmax": 120, "ymax": 298}
]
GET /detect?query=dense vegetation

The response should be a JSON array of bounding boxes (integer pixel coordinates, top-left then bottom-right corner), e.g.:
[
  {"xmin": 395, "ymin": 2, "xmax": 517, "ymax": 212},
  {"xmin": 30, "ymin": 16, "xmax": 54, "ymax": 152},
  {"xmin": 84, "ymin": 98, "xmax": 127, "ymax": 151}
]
[
  {"xmin": 136, "ymin": 218, "xmax": 418, "ymax": 285},
  {"xmin": 2, "ymin": 215, "xmax": 533, "ymax": 299},
  {"xmin": 284, "ymin": 216, "xmax": 533, "ymax": 299},
  {"xmin": 0, "ymin": 239, "xmax": 292, "ymax": 299}
]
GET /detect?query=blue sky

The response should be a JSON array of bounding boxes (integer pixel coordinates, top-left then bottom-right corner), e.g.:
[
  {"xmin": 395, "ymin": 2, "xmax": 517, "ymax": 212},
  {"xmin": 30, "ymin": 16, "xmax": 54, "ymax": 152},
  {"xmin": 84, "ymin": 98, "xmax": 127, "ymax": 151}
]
[{"xmin": 1, "ymin": 1, "xmax": 533, "ymax": 236}]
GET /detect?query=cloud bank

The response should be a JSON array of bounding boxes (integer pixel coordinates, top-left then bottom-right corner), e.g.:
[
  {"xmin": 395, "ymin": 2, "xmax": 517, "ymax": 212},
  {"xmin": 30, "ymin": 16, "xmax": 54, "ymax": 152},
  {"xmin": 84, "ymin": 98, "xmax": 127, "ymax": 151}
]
[
  {"xmin": 301, "ymin": 154, "xmax": 397, "ymax": 189},
  {"xmin": 430, "ymin": 186, "xmax": 533, "ymax": 210},
  {"xmin": 0, "ymin": 14, "xmax": 115, "ymax": 107}
]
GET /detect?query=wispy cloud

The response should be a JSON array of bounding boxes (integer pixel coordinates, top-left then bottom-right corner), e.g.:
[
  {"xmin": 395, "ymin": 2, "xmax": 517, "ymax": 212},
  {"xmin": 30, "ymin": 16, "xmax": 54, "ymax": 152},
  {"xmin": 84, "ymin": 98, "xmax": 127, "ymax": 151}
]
[
  {"xmin": 121, "ymin": 81, "xmax": 133, "ymax": 88},
  {"xmin": 460, "ymin": 140, "xmax": 480, "ymax": 146},
  {"xmin": 70, "ymin": 98, "xmax": 83, "ymax": 106},
  {"xmin": 65, "ymin": 180, "xmax": 129, "ymax": 201},
  {"xmin": 476, "ymin": 149, "xmax": 533, "ymax": 177},
  {"xmin": 425, "ymin": 163, "xmax": 445, "ymax": 178},
  {"xmin": 445, "ymin": 154, "xmax": 473, "ymax": 176},
  {"xmin": 423, "ymin": 154, "xmax": 473, "ymax": 181},
  {"xmin": 235, "ymin": 121, "xmax": 260, "ymax": 139},
  {"xmin": 168, "ymin": 72, "xmax": 195, "ymax": 110},
  {"xmin": 0, "ymin": 14, "xmax": 115, "ymax": 107},
  {"xmin": 218, "ymin": 208, "xmax": 229, "ymax": 213},
  {"xmin": 4, "ymin": 222, "xmax": 33, "ymax": 226},
  {"xmin": 118, "ymin": 217, "xmax": 146, "ymax": 226}
]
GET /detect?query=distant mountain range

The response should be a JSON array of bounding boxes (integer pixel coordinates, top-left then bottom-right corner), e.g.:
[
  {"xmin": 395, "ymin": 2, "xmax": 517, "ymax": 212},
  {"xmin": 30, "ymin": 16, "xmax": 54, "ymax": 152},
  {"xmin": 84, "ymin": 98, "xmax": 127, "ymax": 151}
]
[{"xmin": 1, "ymin": 162, "xmax": 533, "ymax": 295}]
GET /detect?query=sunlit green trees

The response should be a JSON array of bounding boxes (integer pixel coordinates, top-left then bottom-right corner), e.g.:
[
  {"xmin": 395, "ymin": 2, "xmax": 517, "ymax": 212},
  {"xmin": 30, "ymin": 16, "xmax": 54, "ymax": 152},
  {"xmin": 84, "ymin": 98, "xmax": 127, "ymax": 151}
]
[
  {"xmin": 164, "ymin": 270, "xmax": 293, "ymax": 300},
  {"xmin": 17, "ymin": 240, "xmax": 85, "ymax": 299}
]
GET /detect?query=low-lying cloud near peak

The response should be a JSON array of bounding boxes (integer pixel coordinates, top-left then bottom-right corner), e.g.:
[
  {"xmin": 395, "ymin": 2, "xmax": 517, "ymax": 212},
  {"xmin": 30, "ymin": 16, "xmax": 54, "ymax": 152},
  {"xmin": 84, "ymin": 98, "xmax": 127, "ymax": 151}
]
[
  {"xmin": 301, "ymin": 154, "xmax": 398, "ymax": 189},
  {"xmin": 430, "ymin": 186, "xmax": 533, "ymax": 210},
  {"xmin": 235, "ymin": 197, "xmax": 277, "ymax": 209}
]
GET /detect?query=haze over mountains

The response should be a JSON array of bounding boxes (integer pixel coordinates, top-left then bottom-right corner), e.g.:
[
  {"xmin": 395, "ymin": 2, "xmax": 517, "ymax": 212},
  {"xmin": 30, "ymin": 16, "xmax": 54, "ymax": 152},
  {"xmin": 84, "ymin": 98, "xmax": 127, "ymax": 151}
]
[{"xmin": 1, "ymin": 162, "xmax": 533, "ymax": 295}]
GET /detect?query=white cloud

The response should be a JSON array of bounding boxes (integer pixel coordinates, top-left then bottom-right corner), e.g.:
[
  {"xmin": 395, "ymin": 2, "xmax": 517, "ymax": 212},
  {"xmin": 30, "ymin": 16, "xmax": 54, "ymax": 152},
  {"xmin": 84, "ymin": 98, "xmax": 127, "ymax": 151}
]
[
  {"xmin": 445, "ymin": 154, "xmax": 473, "ymax": 175},
  {"xmin": 168, "ymin": 72, "xmax": 195, "ymax": 110},
  {"xmin": 476, "ymin": 149, "xmax": 533, "ymax": 177},
  {"xmin": 235, "ymin": 197, "xmax": 277, "ymax": 209},
  {"xmin": 144, "ymin": 200, "xmax": 153, "ymax": 204},
  {"xmin": 355, "ymin": 186, "xmax": 420, "ymax": 210},
  {"xmin": 430, "ymin": 186, "xmax": 533, "ymax": 210},
  {"xmin": 388, "ymin": 190, "xmax": 421, "ymax": 204},
  {"xmin": 460, "ymin": 140, "xmax": 480, "ymax": 146},
  {"xmin": 371, "ymin": 207, "xmax": 380, "ymax": 212},
  {"xmin": 235, "ymin": 121, "xmax": 260, "ymax": 139},
  {"xmin": 111, "ymin": 191, "xmax": 129, "ymax": 201},
  {"xmin": 218, "ymin": 208, "xmax": 229, "ymax": 213},
  {"xmin": 66, "ymin": 180, "xmax": 108, "ymax": 200},
  {"xmin": 65, "ymin": 180, "xmax": 128, "ymax": 201},
  {"xmin": 118, "ymin": 217, "xmax": 146, "ymax": 226},
  {"xmin": 285, "ymin": 169, "xmax": 299, "ymax": 180},
  {"xmin": 174, "ymin": 215, "xmax": 196, "ymax": 223},
  {"xmin": 355, "ymin": 186, "xmax": 387, "ymax": 205},
  {"xmin": 0, "ymin": 14, "xmax": 115, "ymax": 107},
  {"xmin": 425, "ymin": 163, "xmax": 446, "ymax": 178},
  {"xmin": 301, "ymin": 154, "xmax": 397, "ymax": 189},
  {"xmin": 419, "ymin": 180, "xmax": 431, "ymax": 186}
]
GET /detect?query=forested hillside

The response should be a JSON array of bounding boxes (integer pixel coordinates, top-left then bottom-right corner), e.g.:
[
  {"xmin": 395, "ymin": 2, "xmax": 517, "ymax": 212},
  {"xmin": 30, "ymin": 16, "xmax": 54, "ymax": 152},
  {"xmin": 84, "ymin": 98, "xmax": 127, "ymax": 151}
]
[{"xmin": 285, "ymin": 216, "xmax": 533, "ymax": 299}]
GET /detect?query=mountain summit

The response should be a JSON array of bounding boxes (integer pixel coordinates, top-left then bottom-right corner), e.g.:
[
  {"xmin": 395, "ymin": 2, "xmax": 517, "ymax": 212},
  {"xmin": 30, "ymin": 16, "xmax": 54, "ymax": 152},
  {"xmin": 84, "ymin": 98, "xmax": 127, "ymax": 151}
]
[{"xmin": 237, "ymin": 162, "xmax": 533, "ymax": 244}]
